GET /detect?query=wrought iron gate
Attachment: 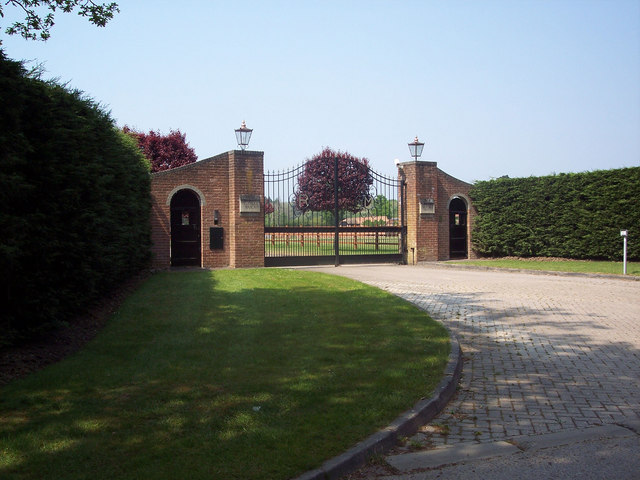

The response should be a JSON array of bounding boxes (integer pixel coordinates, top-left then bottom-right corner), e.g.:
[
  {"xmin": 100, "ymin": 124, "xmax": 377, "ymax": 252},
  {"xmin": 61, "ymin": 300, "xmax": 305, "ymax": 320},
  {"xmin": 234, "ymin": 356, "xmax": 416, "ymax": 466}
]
[{"xmin": 265, "ymin": 156, "xmax": 406, "ymax": 266}]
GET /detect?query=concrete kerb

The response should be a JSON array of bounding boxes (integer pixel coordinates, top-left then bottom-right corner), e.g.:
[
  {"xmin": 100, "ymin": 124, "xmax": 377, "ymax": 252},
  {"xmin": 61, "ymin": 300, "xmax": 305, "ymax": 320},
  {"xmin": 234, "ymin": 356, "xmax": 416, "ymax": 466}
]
[{"xmin": 293, "ymin": 336, "xmax": 463, "ymax": 480}]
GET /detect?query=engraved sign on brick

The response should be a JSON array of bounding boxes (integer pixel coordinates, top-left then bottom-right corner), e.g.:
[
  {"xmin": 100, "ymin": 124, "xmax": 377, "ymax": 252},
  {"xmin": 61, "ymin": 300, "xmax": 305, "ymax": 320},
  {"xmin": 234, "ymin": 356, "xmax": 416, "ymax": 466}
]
[
  {"xmin": 239, "ymin": 195, "xmax": 261, "ymax": 213},
  {"xmin": 420, "ymin": 198, "xmax": 435, "ymax": 215}
]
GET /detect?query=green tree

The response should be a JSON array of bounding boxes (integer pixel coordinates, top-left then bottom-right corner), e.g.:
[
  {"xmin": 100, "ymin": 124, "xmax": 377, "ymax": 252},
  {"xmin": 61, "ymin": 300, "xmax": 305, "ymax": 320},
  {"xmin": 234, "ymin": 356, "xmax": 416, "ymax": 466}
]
[
  {"xmin": 372, "ymin": 194, "xmax": 398, "ymax": 219},
  {"xmin": 0, "ymin": 50, "xmax": 150, "ymax": 346},
  {"xmin": 470, "ymin": 169, "xmax": 640, "ymax": 260},
  {"xmin": 1, "ymin": 0, "xmax": 119, "ymax": 41}
]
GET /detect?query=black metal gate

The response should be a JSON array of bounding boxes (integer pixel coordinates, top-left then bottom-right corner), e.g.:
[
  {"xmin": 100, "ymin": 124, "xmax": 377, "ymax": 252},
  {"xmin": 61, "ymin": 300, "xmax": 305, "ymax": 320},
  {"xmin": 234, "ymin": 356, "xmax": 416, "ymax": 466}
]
[{"xmin": 265, "ymin": 155, "xmax": 406, "ymax": 266}]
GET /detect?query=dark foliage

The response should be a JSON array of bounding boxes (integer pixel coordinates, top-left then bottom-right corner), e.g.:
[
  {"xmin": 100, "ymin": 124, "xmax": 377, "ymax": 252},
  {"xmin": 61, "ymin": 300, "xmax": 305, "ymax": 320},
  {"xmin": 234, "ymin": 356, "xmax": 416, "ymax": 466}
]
[
  {"xmin": 470, "ymin": 168, "xmax": 640, "ymax": 261},
  {"xmin": 0, "ymin": 50, "xmax": 151, "ymax": 347},
  {"xmin": 296, "ymin": 147, "xmax": 373, "ymax": 213},
  {"xmin": 123, "ymin": 126, "xmax": 197, "ymax": 173}
]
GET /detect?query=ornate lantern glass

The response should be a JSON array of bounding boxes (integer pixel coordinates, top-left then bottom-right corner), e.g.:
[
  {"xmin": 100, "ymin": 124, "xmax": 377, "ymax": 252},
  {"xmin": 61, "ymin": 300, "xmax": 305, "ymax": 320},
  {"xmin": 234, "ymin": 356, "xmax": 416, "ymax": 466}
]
[
  {"xmin": 235, "ymin": 121, "xmax": 253, "ymax": 150},
  {"xmin": 408, "ymin": 136, "xmax": 425, "ymax": 161}
]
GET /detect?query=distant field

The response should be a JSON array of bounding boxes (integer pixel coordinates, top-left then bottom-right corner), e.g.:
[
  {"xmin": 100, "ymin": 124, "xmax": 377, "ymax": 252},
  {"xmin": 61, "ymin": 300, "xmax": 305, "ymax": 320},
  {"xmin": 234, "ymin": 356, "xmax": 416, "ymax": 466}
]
[{"xmin": 265, "ymin": 232, "xmax": 401, "ymax": 256}]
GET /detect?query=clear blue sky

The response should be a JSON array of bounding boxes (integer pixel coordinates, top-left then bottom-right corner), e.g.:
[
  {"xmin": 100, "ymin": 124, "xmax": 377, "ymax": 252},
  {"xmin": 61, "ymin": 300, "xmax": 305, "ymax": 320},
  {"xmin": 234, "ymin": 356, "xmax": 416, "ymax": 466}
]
[{"xmin": 2, "ymin": 0, "xmax": 639, "ymax": 182}]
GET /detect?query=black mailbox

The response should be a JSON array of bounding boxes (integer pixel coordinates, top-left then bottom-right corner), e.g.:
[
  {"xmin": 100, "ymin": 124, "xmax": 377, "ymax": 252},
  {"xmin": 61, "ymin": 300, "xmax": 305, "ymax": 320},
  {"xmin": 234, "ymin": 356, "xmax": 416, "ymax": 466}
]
[{"xmin": 210, "ymin": 227, "xmax": 223, "ymax": 250}]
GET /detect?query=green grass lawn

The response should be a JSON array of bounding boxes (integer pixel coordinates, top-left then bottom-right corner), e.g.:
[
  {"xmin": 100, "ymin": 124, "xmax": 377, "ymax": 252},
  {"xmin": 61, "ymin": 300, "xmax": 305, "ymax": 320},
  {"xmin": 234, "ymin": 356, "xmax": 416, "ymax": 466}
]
[
  {"xmin": 0, "ymin": 269, "xmax": 449, "ymax": 480},
  {"xmin": 451, "ymin": 258, "xmax": 640, "ymax": 276}
]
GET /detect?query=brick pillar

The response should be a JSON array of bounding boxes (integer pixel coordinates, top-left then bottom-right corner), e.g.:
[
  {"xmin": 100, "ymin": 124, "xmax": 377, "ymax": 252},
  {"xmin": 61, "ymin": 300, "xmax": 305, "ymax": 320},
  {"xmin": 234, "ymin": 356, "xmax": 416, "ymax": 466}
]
[
  {"xmin": 228, "ymin": 150, "xmax": 265, "ymax": 268},
  {"xmin": 399, "ymin": 161, "xmax": 440, "ymax": 263}
]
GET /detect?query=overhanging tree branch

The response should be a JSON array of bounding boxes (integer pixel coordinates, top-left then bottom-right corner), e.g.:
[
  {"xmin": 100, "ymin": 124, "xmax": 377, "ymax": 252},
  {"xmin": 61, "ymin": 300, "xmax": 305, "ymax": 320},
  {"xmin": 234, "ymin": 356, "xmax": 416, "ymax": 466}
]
[{"xmin": 1, "ymin": 0, "xmax": 119, "ymax": 41}]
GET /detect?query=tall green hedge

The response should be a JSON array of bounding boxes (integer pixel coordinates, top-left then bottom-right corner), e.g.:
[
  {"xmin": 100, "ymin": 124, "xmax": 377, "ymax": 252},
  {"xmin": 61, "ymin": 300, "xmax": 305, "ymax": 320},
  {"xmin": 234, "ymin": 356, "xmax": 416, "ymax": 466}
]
[
  {"xmin": 0, "ymin": 51, "xmax": 151, "ymax": 346},
  {"xmin": 470, "ymin": 168, "xmax": 640, "ymax": 261}
]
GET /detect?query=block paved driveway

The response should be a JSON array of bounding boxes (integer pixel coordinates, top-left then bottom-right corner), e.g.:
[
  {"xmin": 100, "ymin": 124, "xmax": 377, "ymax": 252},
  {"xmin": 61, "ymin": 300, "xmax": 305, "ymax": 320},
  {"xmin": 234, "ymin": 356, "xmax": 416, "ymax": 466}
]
[{"xmin": 304, "ymin": 264, "xmax": 640, "ymax": 465}]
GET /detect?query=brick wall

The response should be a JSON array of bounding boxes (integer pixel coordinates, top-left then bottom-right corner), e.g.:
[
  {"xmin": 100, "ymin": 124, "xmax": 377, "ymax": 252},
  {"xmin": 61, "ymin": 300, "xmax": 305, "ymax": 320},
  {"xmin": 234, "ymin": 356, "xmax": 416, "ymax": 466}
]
[
  {"xmin": 150, "ymin": 150, "xmax": 264, "ymax": 269},
  {"xmin": 399, "ymin": 161, "xmax": 475, "ymax": 262},
  {"xmin": 228, "ymin": 151, "xmax": 265, "ymax": 268},
  {"xmin": 150, "ymin": 151, "xmax": 471, "ymax": 269},
  {"xmin": 437, "ymin": 169, "xmax": 477, "ymax": 260}
]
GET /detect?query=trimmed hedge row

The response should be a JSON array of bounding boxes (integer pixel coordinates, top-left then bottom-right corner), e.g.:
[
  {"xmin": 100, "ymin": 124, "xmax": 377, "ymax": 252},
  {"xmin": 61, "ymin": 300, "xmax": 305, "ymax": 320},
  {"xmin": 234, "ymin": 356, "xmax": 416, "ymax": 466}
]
[
  {"xmin": 470, "ymin": 168, "xmax": 640, "ymax": 261},
  {"xmin": 0, "ymin": 51, "xmax": 151, "ymax": 346}
]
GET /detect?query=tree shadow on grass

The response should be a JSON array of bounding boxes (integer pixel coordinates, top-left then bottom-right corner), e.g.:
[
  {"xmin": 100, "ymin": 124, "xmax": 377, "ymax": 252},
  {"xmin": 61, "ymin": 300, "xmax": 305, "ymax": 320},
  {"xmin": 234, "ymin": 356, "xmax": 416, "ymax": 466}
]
[{"xmin": 0, "ymin": 269, "xmax": 451, "ymax": 480}]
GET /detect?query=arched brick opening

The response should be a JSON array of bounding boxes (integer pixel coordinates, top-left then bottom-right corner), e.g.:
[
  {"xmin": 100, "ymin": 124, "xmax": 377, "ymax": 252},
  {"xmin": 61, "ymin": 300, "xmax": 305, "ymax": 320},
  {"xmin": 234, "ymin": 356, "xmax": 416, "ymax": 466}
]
[
  {"xmin": 170, "ymin": 189, "xmax": 201, "ymax": 267},
  {"xmin": 150, "ymin": 150, "xmax": 265, "ymax": 269},
  {"xmin": 166, "ymin": 184, "xmax": 206, "ymax": 206},
  {"xmin": 448, "ymin": 196, "xmax": 468, "ymax": 259}
]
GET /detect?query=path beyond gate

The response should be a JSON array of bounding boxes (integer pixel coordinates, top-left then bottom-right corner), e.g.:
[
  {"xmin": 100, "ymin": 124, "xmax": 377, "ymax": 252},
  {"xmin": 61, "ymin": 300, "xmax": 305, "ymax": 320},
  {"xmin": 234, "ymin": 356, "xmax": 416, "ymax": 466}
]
[{"xmin": 264, "ymin": 156, "xmax": 406, "ymax": 266}]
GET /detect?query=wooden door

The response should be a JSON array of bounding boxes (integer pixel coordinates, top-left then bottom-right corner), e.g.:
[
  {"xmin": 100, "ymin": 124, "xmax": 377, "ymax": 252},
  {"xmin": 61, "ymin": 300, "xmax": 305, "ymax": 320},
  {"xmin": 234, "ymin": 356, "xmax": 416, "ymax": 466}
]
[
  {"xmin": 449, "ymin": 198, "xmax": 467, "ymax": 259},
  {"xmin": 170, "ymin": 189, "xmax": 201, "ymax": 266}
]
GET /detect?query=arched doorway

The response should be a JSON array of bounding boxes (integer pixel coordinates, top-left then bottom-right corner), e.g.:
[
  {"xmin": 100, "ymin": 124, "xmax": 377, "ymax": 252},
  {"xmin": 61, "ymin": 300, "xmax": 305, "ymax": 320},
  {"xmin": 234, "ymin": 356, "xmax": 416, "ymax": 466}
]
[
  {"xmin": 449, "ymin": 197, "xmax": 467, "ymax": 259},
  {"xmin": 170, "ymin": 189, "xmax": 201, "ymax": 266}
]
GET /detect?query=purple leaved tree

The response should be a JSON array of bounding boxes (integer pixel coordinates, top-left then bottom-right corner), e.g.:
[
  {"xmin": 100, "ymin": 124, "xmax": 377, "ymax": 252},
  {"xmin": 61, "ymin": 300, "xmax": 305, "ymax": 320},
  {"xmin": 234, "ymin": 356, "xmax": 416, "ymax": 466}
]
[
  {"xmin": 123, "ymin": 126, "xmax": 197, "ymax": 173},
  {"xmin": 296, "ymin": 148, "xmax": 373, "ymax": 213}
]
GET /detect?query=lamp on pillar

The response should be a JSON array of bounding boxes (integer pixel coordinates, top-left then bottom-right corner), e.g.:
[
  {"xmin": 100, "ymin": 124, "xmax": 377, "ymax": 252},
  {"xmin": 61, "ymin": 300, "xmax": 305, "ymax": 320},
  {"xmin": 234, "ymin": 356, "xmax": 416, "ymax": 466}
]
[
  {"xmin": 408, "ymin": 136, "xmax": 424, "ymax": 161},
  {"xmin": 235, "ymin": 121, "xmax": 253, "ymax": 150}
]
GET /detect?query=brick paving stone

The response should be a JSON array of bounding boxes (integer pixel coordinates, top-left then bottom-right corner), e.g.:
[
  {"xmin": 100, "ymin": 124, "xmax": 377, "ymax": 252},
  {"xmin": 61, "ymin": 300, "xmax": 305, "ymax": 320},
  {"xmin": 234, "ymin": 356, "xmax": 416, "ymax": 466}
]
[{"xmin": 309, "ymin": 264, "xmax": 640, "ymax": 457}]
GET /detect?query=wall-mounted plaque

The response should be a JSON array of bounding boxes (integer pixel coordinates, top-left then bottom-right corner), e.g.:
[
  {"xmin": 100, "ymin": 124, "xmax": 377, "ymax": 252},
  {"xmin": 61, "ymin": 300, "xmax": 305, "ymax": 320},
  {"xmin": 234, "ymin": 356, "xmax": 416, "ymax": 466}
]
[
  {"xmin": 420, "ymin": 198, "xmax": 435, "ymax": 215},
  {"xmin": 239, "ymin": 195, "xmax": 261, "ymax": 214}
]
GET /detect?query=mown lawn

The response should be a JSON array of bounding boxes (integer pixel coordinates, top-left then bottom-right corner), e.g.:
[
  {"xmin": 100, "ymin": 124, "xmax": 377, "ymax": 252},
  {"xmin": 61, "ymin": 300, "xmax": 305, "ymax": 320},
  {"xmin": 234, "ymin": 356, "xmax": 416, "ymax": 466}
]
[
  {"xmin": 0, "ymin": 269, "xmax": 450, "ymax": 480},
  {"xmin": 451, "ymin": 258, "xmax": 640, "ymax": 276}
]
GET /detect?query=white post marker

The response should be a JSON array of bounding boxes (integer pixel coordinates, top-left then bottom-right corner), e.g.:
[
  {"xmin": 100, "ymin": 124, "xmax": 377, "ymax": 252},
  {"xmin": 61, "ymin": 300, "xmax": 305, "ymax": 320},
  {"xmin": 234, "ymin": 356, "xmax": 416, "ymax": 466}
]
[{"xmin": 620, "ymin": 230, "xmax": 628, "ymax": 275}]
